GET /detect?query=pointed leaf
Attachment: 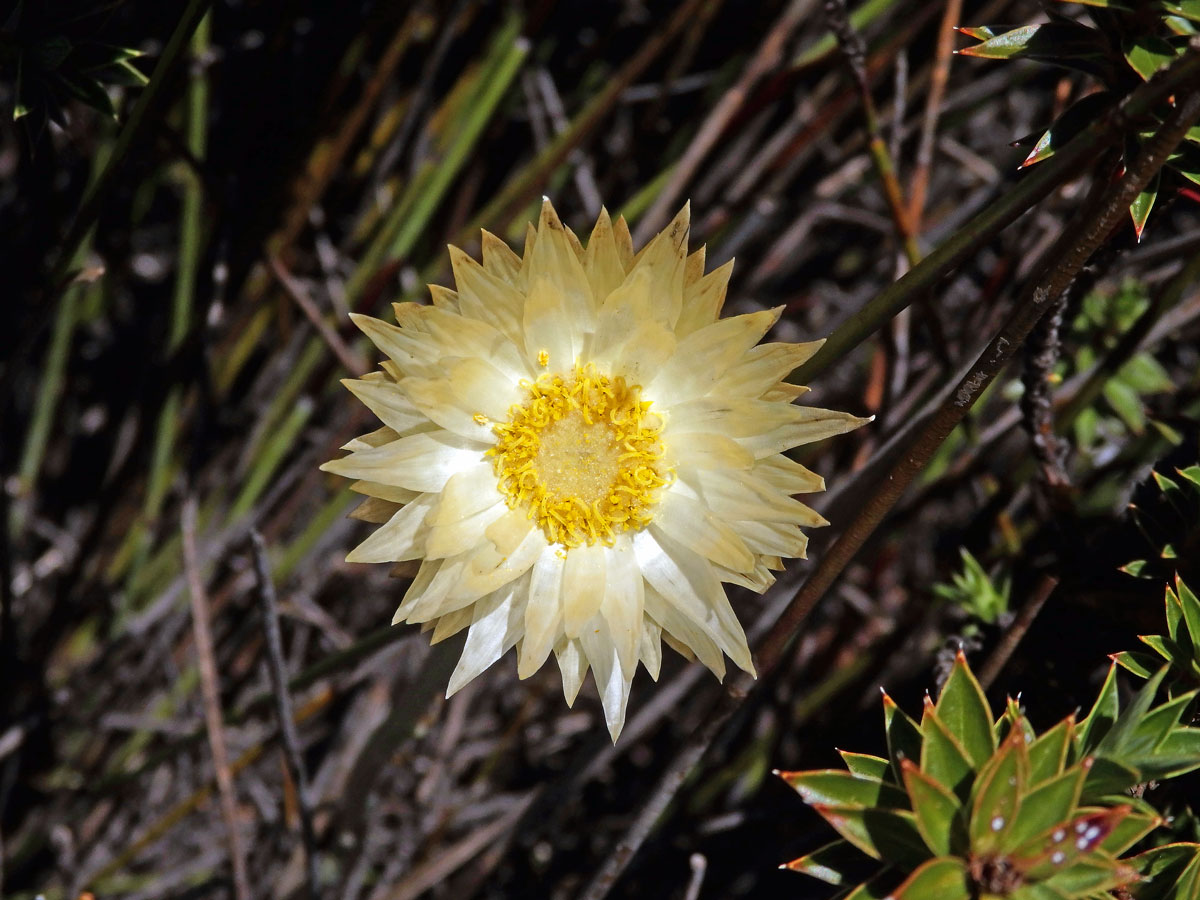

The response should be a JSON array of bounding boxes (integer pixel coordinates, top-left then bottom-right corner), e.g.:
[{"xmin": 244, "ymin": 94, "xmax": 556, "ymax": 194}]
[
  {"xmin": 778, "ymin": 770, "xmax": 909, "ymax": 809},
  {"xmin": 1082, "ymin": 756, "xmax": 1142, "ymax": 797},
  {"xmin": 889, "ymin": 856, "xmax": 971, "ymax": 900},
  {"xmin": 1130, "ymin": 171, "xmax": 1159, "ymax": 242},
  {"xmin": 840, "ymin": 751, "xmax": 893, "ymax": 781},
  {"xmin": 1113, "ymin": 649, "xmax": 1161, "ymax": 679},
  {"xmin": 936, "ymin": 652, "xmax": 996, "ymax": 767},
  {"xmin": 1077, "ymin": 663, "xmax": 1119, "ymax": 752},
  {"xmin": 1014, "ymin": 806, "xmax": 1132, "ymax": 879},
  {"xmin": 1178, "ymin": 577, "xmax": 1200, "ymax": 658},
  {"xmin": 920, "ymin": 698, "xmax": 976, "ymax": 799},
  {"xmin": 1127, "ymin": 844, "xmax": 1200, "ymax": 900},
  {"xmin": 782, "ymin": 839, "xmax": 870, "ymax": 885},
  {"xmin": 1097, "ymin": 806, "xmax": 1162, "ymax": 856},
  {"xmin": 900, "ymin": 759, "xmax": 963, "ymax": 857},
  {"xmin": 1028, "ymin": 716, "xmax": 1074, "ymax": 784},
  {"xmin": 1042, "ymin": 857, "xmax": 1138, "ymax": 895},
  {"xmin": 1005, "ymin": 761, "xmax": 1090, "ymax": 849},
  {"xmin": 970, "ymin": 728, "xmax": 1027, "ymax": 853},
  {"xmin": 884, "ymin": 691, "xmax": 924, "ymax": 782},
  {"xmin": 812, "ymin": 805, "xmax": 931, "ymax": 867},
  {"xmin": 1095, "ymin": 667, "xmax": 1169, "ymax": 756},
  {"xmin": 1015, "ymin": 93, "xmax": 1116, "ymax": 167},
  {"xmin": 1125, "ymin": 35, "xmax": 1179, "ymax": 81}
]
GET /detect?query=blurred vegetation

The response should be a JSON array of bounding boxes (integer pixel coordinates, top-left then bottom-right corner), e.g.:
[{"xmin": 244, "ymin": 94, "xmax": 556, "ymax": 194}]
[{"xmin": 3, "ymin": 1, "xmax": 1200, "ymax": 899}]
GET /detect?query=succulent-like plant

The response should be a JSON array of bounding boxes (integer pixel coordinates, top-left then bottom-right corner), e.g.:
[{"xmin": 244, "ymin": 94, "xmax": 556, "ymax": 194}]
[
  {"xmin": 957, "ymin": 0, "xmax": 1200, "ymax": 238},
  {"xmin": 1123, "ymin": 466, "xmax": 1200, "ymax": 584},
  {"xmin": 778, "ymin": 651, "xmax": 1200, "ymax": 899},
  {"xmin": 1115, "ymin": 576, "xmax": 1200, "ymax": 696},
  {"xmin": 933, "ymin": 548, "xmax": 1012, "ymax": 627}
]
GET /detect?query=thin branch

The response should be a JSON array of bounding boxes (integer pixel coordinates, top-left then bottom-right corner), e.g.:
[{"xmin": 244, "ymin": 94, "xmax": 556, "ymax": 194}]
[
  {"xmin": 978, "ymin": 575, "xmax": 1059, "ymax": 691},
  {"xmin": 269, "ymin": 256, "xmax": 368, "ymax": 377},
  {"xmin": 907, "ymin": 0, "xmax": 962, "ymax": 230},
  {"xmin": 182, "ymin": 495, "xmax": 252, "ymax": 900},
  {"xmin": 250, "ymin": 530, "xmax": 320, "ymax": 899}
]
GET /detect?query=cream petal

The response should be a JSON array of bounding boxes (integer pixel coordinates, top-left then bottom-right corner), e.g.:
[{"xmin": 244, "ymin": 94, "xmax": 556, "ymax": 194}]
[
  {"xmin": 402, "ymin": 358, "xmax": 521, "ymax": 440},
  {"xmin": 350, "ymin": 313, "xmax": 432, "ymax": 371},
  {"xmin": 341, "ymin": 425, "xmax": 400, "ymax": 451},
  {"xmin": 396, "ymin": 304, "xmax": 531, "ymax": 382},
  {"xmin": 737, "ymin": 408, "xmax": 872, "ymax": 458},
  {"xmin": 554, "ymin": 637, "xmax": 589, "ymax": 706},
  {"xmin": 730, "ymin": 518, "xmax": 810, "ymax": 559},
  {"xmin": 598, "ymin": 540, "xmax": 644, "ymax": 677},
  {"xmin": 349, "ymin": 479, "xmax": 419, "ymax": 504},
  {"xmin": 349, "ymin": 496, "xmax": 403, "ymax": 524},
  {"xmin": 426, "ymin": 464, "xmax": 505, "ymax": 526},
  {"xmin": 450, "ymin": 524, "xmax": 544, "ymax": 602},
  {"xmin": 643, "ymin": 588, "xmax": 726, "ymax": 680},
  {"xmin": 518, "ymin": 221, "xmax": 538, "ymax": 284},
  {"xmin": 633, "ymin": 528, "xmax": 754, "ymax": 676},
  {"xmin": 665, "ymin": 431, "xmax": 755, "ymax": 473},
  {"xmin": 647, "ymin": 308, "xmax": 781, "ymax": 406},
  {"xmin": 753, "ymin": 454, "xmax": 825, "ymax": 496},
  {"xmin": 675, "ymin": 258, "xmax": 733, "ymax": 337},
  {"xmin": 716, "ymin": 340, "xmax": 824, "ymax": 398},
  {"xmin": 484, "ymin": 508, "xmax": 536, "ymax": 555},
  {"xmin": 346, "ymin": 494, "xmax": 436, "ymax": 563},
  {"xmin": 610, "ymin": 317, "xmax": 677, "ymax": 388},
  {"xmin": 688, "ymin": 469, "xmax": 828, "ymax": 526},
  {"xmin": 448, "ymin": 245, "xmax": 524, "ymax": 340},
  {"xmin": 424, "ymin": 499, "xmax": 507, "ymax": 560},
  {"xmin": 522, "ymin": 275, "xmax": 578, "ymax": 372},
  {"xmin": 583, "ymin": 208, "xmax": 628, "ymax": 306},
  {"xmin": 430, "ymin": 606, "xmax": 473, "ymax": 644},
  {"xmin": 562, "ymin": 542, "xmax": 606, "ymax": 639},
  {"xmin": 531, "ymin": 199, "xmax": 597, "ymax": 331},
  {"xmin": 342, "ymin": 378, "xmax": 426, "ymax": 434},
  {"xmin": 403, "ymin": 554, "xmax": 474, "ymax": 622},
  {"xmin": 612, "ymin": 214, "xmax": 635, "ymax": 270},
  {"xmin": 481, "ymin": 229, "xmax": 524, "ymax": 287},
  {"xmin": 654, "ymin": 490, "xmax": 756, "ymax": 574},
  {"xmin": 639, "ymin": 616, "xmax": 663, "ymax": 681},
  {"xmin": 580, "ymin": 622, "xmax": 632, "ymax": 741},
  {"xmin": 684, "ymin": 245, "xmax": 706, "ymax": 290},
  {"xmin": 393, "ymin": 559, "xmax": 441, "ymax": 623},
  {"xmin": 320, "ymin": 430, "xmax": 486, "ymax": 493},
  {"xmin": 446, "ymin": 580, "xmax": 525, "ymax": 696},
  {"xmin": 625, "ymin": 203, "xmax": 688, "ymax": 327},
  {"xmin": 519, "ymin": 548, "xmax": 565, "ymax": 678}
]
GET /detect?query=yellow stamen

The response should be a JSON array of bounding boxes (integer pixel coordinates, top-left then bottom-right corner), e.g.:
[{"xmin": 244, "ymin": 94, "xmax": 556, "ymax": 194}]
[
  {"xmin": 537, "ymin": 349, "xmax": 550, "ymax": 368},
  {"xmin": 489, "ymin": 364, "xmax": 670, "ymax": 548}
]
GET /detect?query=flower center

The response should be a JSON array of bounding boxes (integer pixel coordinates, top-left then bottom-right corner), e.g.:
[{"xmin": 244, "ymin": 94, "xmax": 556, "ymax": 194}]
[{"xmin": 488, "ymin": 363, "xmax": 669, "ymax": 548}]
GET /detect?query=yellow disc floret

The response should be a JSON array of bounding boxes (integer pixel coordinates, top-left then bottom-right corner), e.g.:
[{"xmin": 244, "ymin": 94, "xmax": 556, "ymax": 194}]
[{"xmin": 489, "ymin": 363, "xmax": 669, "ymax": 548}]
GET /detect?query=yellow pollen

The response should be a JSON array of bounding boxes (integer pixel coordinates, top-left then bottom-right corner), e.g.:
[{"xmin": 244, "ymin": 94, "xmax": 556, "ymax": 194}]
[
  {"xmin": 537, "ymin": 349, "xmax": 550, "ymax": 368},
  {"xmin": 488, "ymin": 364, "xmax": 670, "ymax": 548},
  {"xmin": 472, "ymin": 413, "xmax": 489, "ymax": 425}
]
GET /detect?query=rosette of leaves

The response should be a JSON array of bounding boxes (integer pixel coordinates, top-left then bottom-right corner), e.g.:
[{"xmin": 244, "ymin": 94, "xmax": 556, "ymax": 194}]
[
  {"xmin": 1115, "ymin": 576, "xmax": 1200, "ymax": 694},
  {"xmin": 0, "ymin": 0, "xmax": 147, "ymax": 139},
  {"xmin": 957, "ymin": 0, "xmax": 1200, "ymax": 239},
  {"xmin": 1122, "ymin": 465, "xmax": 1200, "ymax": 584},
  {"xmin": 777, "ymin": 651, "xmax": 1200, "ymax": 899}
]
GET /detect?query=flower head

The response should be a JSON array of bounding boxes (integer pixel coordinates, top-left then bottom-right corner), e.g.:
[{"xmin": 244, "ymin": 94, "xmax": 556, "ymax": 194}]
[{"xmin": 322, "ymin": 200, "xmax": 867, "ymax": 739}]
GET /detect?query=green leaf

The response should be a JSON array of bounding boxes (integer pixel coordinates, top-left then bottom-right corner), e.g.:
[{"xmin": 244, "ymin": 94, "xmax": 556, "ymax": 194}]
[
  {"xmin": 969, "ymin": 729, "xmax": 1027, "ymax": 853},
  {"xmin": 1082, "ymin": 756, "xmax": 1142, "ymax": 797},
  {"xmin": 1005, "ymin": 762, "xmax": 1089, "ymax": 849},
  {"xmin": 782, "ymin": 839, "xmax": 868, "ymax": 885},
  {"xmin": 1132, "ymin": 690, "xmax": 1197, "ymax": 750},
  {"xmin": 1113, "ymin": 650, "xmax": 1159, "ymax": 679},
  {"xmin": 1152, "ymin": 728, "xmax": 1200, "ymax": 778},
  {"xmin": 1097, "ymin": 807, "xmax": 1161, "ymax": 856},
  {"xmin": 1015, "ymin": 92, "xmax": 1116, "ymax": 168},
  {"xmin": 1028, "ymin": 716, "xmax": 1074, "ymax": 783},
  {"xmin": 1162, "ymin": 1, "xmax": 1200, "ymax": 24},
  {"xmin": 1104, "ymin": 377, "xmax": 1147, "ymax": 433},
  {"xmin": 889, "ymin": 856, "xmax": 972, "ymax": 900},
  {"xmin": 900, "ymin": 759, "xmax": 962, "ymax": 857},
  {"xmin": 1095, "ymin": 667, "xmax": 1168, "ymax": 756},
  {"xmin": 840, "ymin": 751, "xmax": 893, "ymax": 781},
  {"xmin": 812, "ymin": 805, "xmax": 931, "ymax": 867},
  {"xmin": 1166, "ymin": 583, "xmax": 1185, "ymax": 642},
  {"xmin": 1140, "ymin": 633, "xmax": 1186, "ymax": 666},
  {"xmin": 956, "ymin": 22, "xmax": 1110, "ymax": 70},
  {"xmin": 885, "ymin": 691, "xmax": 924, "ymax": 783},
  {"xmin": 1130, "ymin": 171, "xmax": 1159, "ymax": 242},
  {"xmin": 1042, "ymin": 857, "xmax": 1137, "ymax": 895},
  {"xmin": 935, "ymin": 651, "xmax": 996, "ymax": 767},
  {"xmin": 778, "ymin": 770, "xmax": 910, "ymax": 809},
  {"xmin": 920, "ymin": 698, "xmax": 976, "ymax": 799},
  {"xmin": 1125, "ymin": 35, "xmax": 1180, "ymax": 80},
  {"xmin": 1077, "ymin": 664, "xmax": 1119, "ymax": 752},
  {"xmin": 1177, "ymin": 577, "xmax": 1200, "ymax": 659},
  {"xmin": 1126, "ymin": 843, "xmax": 1200, "ymax": 900},
  {"xmin": 1014, "ymin": 806, "xmax": 1132, "ymax": 879},
  {"xmin": 1170, "ymin": 142, "xmax": 1200, "ymax": 185}
]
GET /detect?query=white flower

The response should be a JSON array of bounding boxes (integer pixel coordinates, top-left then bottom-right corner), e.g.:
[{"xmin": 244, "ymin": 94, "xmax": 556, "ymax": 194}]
[{"xmin": 322, "ymin": 200, "xmax": 868, "ymax": 739}]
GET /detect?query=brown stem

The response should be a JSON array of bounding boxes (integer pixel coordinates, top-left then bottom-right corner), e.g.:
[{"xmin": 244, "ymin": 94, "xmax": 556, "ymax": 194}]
[{"xmin": 978, "ymin": 575, "xmax": 1059, "ymax": 691}]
